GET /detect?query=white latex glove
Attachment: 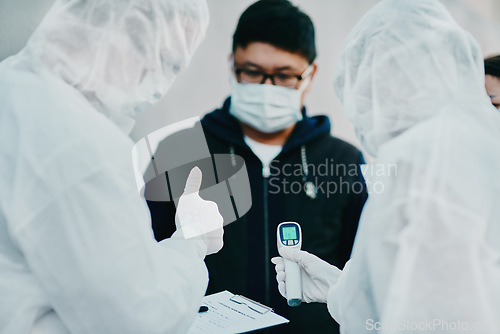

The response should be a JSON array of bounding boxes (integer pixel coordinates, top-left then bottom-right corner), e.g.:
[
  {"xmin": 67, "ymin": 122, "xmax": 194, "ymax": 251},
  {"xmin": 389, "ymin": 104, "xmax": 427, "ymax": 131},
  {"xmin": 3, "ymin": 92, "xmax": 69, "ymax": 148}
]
[
  {"xmin": 271, "ymin": 248, "xmax": 341, "ymax": 303},
  {"xmin": 172, "ymin": 167, "xmax": 224, "ymax": 256}
]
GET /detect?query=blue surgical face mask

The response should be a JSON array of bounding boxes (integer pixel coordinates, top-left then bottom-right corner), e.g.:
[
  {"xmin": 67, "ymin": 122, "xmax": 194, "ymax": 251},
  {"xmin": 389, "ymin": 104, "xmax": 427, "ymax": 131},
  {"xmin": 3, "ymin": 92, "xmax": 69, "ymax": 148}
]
[{"xmin": 229, "ymin": 77, "xmax": 310, "ymax": 133}]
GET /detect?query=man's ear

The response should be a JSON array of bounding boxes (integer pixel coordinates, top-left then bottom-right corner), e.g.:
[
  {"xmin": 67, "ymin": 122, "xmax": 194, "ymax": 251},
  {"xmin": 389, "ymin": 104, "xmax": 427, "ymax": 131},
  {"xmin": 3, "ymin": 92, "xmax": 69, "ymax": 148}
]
[{"xmin": 303, "ymin": 62, "xmax": 318, "ymax": 95}]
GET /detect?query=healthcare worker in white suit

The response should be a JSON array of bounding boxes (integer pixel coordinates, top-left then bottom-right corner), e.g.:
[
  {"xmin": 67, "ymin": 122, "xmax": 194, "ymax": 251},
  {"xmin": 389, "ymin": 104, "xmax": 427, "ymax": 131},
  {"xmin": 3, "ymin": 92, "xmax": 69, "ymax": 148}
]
[
  {"xmin": 0, "ymin": 0, "xmax": 224, "ymax": 333},
  {"xmin": 272, "ymin": 0, "xmax": 500, "ymax": 333}
]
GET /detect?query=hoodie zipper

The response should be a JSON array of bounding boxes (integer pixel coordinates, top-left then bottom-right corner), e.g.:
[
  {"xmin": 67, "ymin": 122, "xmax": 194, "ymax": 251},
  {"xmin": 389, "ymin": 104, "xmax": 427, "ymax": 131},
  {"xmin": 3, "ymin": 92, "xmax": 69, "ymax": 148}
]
[
  {"xmin": 231, "ymin": 144, "xmax": 271, "ymax": 304},
  {"xmin": 262, "ymin": 175, "xmax": 270, "ymax": 306},
  {"xmin": 230, "ymin": 145, "xmax": 314, "ymax": 306}
]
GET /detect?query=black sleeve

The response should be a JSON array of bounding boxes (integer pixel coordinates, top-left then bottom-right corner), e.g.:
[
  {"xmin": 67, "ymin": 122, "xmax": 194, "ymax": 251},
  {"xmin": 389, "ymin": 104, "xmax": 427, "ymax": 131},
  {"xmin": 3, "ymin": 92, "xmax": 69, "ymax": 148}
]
[
  {"xmin": 147, "ymin": 200, "xmax": 177, "ymax": 242},
  {"xmin": 337, "ymin": 151, "xmax": 368, "ymax": 267}
]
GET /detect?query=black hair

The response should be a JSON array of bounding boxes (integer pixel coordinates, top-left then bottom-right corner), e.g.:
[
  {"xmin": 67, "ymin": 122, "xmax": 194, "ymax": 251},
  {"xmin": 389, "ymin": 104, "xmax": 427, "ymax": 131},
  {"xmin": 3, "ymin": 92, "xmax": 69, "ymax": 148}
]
[
  {"xmin": 485, "ymin": 55, "xmax": 500, "ymax": 78},
  {"xmin": 232, "ymin": 0, "xmax": 316, "ymax": 63}
]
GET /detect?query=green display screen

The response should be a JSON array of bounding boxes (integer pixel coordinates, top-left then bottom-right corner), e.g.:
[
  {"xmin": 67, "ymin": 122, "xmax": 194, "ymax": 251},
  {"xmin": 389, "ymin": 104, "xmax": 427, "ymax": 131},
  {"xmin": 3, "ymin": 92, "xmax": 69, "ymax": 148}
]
[{"xmin": 282, "ymin": 226, "xmax": 297, "ymax": 240}]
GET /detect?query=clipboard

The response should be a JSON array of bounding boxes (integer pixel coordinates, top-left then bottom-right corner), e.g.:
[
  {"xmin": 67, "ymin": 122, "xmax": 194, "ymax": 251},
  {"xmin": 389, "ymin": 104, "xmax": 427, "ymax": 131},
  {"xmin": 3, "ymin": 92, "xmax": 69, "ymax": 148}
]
[{"xmin": 187, "ymin": 290, "xmax": 289, "ymax": 334}]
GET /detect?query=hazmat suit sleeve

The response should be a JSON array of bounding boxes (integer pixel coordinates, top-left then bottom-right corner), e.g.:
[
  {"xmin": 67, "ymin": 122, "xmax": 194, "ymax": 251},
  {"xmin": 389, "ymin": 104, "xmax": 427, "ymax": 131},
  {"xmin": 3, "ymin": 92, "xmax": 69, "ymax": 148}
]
[
  {"xmin": 372, "ymin": 122, "xmax": 500, "ymax": 334},
  {"xmin": 325, "ymin": 117, "xmax": 500, "ymax": 333},
  {"xmin": 3, "ymin": 71, "xmax": 209, "ymax": 333}
]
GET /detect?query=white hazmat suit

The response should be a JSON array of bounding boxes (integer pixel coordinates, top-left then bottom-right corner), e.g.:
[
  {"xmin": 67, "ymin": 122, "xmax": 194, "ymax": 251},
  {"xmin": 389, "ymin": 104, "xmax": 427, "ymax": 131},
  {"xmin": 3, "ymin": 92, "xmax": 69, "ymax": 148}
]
[
  {"xmin": 0, "ymin": 0, "xmax": 220, "ymax": 333},
  {"xmin": 273, "ymin": 0, "xmax": 500, "ymax": 333}
]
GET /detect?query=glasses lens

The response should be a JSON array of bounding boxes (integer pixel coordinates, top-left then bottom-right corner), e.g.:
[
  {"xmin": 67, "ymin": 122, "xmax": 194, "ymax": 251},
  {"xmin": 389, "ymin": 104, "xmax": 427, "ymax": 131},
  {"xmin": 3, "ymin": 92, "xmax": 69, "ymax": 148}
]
[
  {"xmin": 238, "ymin": 69, "xmax": 265, "ymax": 84},
  {"xmin": 274, "ymin": 73, "xmax": 299, "ymax": 88}
]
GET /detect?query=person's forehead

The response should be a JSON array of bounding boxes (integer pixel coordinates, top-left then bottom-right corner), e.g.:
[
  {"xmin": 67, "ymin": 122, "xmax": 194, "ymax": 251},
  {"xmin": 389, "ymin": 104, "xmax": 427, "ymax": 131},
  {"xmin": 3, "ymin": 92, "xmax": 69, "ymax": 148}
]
[{"xmin": 233, "ymin": 42, "xmax": 309, "ymax": 71}]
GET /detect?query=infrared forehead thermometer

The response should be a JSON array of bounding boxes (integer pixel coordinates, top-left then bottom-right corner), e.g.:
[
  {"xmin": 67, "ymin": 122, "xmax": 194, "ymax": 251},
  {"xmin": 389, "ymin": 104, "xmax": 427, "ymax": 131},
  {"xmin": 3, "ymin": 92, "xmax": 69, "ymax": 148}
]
[{"xmin": 277, "ymin": 222, "xmax": 302, "ymax": 307}]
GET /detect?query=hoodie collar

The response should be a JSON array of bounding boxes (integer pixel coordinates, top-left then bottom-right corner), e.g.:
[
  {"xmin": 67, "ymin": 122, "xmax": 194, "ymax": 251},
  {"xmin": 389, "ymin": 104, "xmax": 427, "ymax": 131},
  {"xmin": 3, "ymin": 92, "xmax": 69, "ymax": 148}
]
[{"xmin": 201, "ymin": 97, "xmax": 331, "ymax": 154}]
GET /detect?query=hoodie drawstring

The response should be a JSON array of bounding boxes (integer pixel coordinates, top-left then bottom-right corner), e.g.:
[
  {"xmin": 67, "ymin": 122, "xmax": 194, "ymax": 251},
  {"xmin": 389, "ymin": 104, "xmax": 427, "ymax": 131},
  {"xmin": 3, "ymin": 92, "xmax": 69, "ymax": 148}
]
[
  {"xmin": 229, "ymin": 145, "xmax": 237, "ymax": 167},
  {"xmin": 301, "ymin": 145, "xmax": 317, "ymax": 200}
]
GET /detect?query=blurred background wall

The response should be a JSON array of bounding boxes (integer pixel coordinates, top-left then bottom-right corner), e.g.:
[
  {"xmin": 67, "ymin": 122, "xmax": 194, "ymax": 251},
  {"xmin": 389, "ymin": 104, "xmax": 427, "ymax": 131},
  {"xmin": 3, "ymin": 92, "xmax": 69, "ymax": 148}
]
[{"xmin": 1, "ymin": 0, "xmax": 499, "ymax": 151}]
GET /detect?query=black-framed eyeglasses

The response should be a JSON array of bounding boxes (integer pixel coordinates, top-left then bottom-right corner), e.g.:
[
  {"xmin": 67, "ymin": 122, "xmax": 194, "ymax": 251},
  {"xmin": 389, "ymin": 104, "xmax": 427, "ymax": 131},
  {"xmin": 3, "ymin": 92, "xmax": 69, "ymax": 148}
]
[{"xmin": 233, "ymin": 64, "xmax": 313, "ymax": 88}]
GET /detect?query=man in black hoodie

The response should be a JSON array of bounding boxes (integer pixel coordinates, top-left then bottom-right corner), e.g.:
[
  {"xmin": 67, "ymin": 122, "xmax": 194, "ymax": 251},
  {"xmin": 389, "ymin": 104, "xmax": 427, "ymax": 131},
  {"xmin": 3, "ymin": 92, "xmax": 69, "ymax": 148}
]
[{"xmin": 148, "ymin": 1, "xmax": 367, "ymax": 333}]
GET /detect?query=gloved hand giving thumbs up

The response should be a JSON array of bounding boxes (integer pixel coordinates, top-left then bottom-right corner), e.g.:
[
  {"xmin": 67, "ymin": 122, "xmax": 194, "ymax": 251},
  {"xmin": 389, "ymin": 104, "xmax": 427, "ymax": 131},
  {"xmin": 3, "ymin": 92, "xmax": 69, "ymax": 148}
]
[{"xmin": 173, "ymin": 167, "xmax": 224, "ymax": 256}]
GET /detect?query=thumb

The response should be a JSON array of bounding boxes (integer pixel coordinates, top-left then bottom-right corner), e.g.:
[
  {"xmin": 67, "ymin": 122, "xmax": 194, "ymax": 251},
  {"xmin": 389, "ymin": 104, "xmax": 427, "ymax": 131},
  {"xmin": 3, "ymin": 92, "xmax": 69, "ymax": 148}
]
[
  {"xmin": 279, "ymin": 248, "xmax": 312, "ymax": 268},
  {"xmin": 279, "ymin": 247, "xmax": 302, "ymax": 262},
  {"xmin": 183, "ymin": 166, "xmax": 202, "ymax": 195}
]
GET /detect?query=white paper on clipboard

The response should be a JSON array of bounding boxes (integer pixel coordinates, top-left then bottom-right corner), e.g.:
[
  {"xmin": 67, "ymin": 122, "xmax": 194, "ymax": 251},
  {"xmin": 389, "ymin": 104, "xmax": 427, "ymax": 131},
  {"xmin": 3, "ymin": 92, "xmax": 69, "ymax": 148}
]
[{"xmin": 187, "ymin": 290, "xmax": 289, "ymax": 334}]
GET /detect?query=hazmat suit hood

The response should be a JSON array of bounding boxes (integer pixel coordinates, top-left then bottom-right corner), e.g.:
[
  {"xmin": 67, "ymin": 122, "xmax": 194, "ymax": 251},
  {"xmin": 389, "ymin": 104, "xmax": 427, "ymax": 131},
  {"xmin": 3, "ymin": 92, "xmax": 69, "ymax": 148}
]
[
  {"xmin": 334, "ymin": 0, "xmax": 489, "ymax": 156},
  {"xmin": 20, "ymin": 0, "xmax": 208, "ymax": 132}
]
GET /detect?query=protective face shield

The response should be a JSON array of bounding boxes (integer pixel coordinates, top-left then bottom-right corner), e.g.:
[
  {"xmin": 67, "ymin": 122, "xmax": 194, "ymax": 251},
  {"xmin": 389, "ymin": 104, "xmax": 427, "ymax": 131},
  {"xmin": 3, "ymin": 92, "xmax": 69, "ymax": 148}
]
[
  {"xmin": 229, "ymin": 74, "xmax": 311, "ymax": 133},
  {"xmin": 23, "ymin": 0, "xmax": 209, "ymax": 130},
  {"xmin": 333, "ymin": 0, "xmax": 486, "ymax": 156}
]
